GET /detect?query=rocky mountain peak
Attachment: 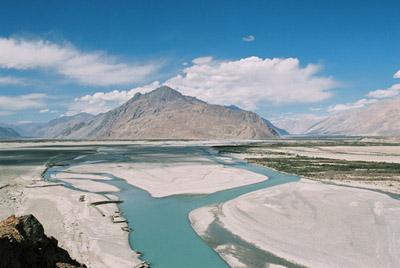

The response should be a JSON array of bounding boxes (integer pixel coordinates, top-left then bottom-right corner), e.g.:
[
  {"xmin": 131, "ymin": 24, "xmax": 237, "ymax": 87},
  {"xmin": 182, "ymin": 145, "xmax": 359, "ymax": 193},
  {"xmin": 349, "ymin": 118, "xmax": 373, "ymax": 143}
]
[
  {"xmin": 38, "ymin": 86, "xmax": 281, "ymax": 140},
  {"xmin": 144, "ymin": 86, "xmax": 185, "ymax": 102}
]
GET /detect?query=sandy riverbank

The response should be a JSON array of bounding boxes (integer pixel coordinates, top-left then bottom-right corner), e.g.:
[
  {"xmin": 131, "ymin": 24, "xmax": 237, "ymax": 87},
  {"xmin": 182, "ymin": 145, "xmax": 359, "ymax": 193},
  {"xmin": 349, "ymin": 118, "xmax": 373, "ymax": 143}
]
[
  {"xmin": 0, "ymin": 146, "xmax": 144, "ymax": 268},
  {"xmin": 64, "ymin": 160, "xmax": 268, "ymax": 198},
  {"xmin": 0, "ymin": 163, "xmax": 45, "ymax": 220},
  {"xmin": 190, "ymin": 179, "xmax": 400, "ymax": 268},
  {"xmin": 17, "ymin": 183, "xmax": 142, "ymax": 268},
  {"xmin": 223, "ymin": 143, "xmax": 400, "ymax": 194}
]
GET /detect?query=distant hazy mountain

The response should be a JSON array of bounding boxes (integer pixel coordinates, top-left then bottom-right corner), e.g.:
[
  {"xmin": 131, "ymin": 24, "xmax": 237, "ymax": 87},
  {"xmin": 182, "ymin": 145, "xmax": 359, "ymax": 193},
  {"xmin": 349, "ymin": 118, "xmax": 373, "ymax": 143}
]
[
  {"xmin": 0, "ymin": 126, "xmax": 21, "ymax": 139},
  {"xmin": 263, "ymin": 120, "xmax": 289, "ymax": 136},
  {"xmin": 32, "ymin": 113, "xmax": 95, "ymax": 138},
  {"xmin": 9, "ymin": 122, "xmax": 44, "ymax": 138},
  {"xmin": 11, "ymin": 113, "xmax": 94, "ymax": 138},
  {"xmin": 58, "ymin": 86, "xmax": 279, "ymax": 140},
  {"xmin": 306, "ymin": 98, "xmax": 400, "ymax": 136},
  {"xmin": 271, "ymin": 115, "xmax": 327, "ymax": 135}
]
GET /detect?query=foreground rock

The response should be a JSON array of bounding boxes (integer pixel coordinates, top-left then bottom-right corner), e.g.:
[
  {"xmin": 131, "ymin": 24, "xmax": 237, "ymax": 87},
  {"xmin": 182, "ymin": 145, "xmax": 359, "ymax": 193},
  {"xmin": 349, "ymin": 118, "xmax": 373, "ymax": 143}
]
[{"xmin": 0, "ymin": 214, "xmax": 85, "ymax": 268}]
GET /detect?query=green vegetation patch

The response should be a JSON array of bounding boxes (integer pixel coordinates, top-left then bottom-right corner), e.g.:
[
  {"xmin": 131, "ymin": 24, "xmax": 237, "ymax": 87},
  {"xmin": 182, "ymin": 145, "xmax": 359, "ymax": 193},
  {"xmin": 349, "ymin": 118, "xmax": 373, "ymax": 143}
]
[{"xmin": 247, "ymin": 155, "xmax": 400, "ymax": 181}]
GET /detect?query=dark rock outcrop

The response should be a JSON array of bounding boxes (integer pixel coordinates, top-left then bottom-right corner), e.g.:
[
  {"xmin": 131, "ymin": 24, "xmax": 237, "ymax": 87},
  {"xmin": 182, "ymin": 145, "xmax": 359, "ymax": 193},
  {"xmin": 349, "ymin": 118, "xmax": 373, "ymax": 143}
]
[{"xmin": 0, "ymin": 214, "xmax": 85, "ymax": 268}]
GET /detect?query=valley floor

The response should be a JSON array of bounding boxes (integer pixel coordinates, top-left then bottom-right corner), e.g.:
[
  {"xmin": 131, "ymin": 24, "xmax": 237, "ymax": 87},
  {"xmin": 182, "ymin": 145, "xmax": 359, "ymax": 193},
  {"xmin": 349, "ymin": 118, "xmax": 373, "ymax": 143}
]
[
  {"xmin": 1, "ymin": 138, "xmax": 400, "ymax": 268},
  {"xmin": 0, "ymin": 140, "xmax": 267, "ymax": 268},
  {"xmin": 215, "ymin": 138, "xmax": 400, "ymax": 194}
]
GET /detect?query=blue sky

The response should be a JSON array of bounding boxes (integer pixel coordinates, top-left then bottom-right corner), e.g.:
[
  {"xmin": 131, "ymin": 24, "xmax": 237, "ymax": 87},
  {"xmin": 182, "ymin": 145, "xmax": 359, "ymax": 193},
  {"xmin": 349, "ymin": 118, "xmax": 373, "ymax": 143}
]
[{"xmin": 0, "ymin": 0, "xmax": 399, "ymax": 123}]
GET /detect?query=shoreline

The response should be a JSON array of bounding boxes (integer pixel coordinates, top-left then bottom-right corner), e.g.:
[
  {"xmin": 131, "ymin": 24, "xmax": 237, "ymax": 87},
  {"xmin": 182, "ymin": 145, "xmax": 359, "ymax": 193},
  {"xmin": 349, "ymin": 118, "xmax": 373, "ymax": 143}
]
[
  {"xmin": 226, "ymin": 150, "xmax": 400, "ymax": 195},
  {"xmin": 1, "ymin": 164, "xmax": 145, "ymax": 268},
  {"xmin": 190, "ymin": 179, "xmax": 400, "ymax": 267},
  {"xmin": 62, "ymin": 161, "xmax": 268, "ymax": 198}
]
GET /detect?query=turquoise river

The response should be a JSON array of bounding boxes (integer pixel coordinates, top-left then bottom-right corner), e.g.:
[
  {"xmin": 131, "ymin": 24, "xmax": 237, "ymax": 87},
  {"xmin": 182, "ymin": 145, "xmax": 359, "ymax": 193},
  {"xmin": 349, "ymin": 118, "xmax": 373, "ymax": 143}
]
[{"xmin": 43, "ymin": 144, "xmax": 300, "ymax": 268}]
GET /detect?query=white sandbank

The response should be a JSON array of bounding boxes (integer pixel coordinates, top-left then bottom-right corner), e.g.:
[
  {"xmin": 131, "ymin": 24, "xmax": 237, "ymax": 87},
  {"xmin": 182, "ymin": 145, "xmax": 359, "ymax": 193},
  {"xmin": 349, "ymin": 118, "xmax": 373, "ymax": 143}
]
[
  {"xmin": 18, "ymin": 185, "xmax": 142, "ymax": 268},
  {"xmin": 190, "ymin": 179, "xmax": 400, "ymax": 268},
  {"xmin": 52, "ymin": 172, "xmax": 119, "ymax": 192},
  {"xmin": 66, "ymin": 161, "xmax": 268, "ymax": 198}
]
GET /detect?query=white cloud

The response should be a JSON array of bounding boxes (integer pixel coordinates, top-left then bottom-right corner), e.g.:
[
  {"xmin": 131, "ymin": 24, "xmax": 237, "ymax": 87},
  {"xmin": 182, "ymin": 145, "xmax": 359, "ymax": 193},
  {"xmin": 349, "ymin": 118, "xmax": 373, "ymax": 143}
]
[
  {"xmin": 329, "ymin": 69, "xmax": 400, "ymax": 114},
  {"xmin": 192, "ymin": 56, "xmax": 213, "ymax": 65},
  {"xmin": 368, "ymin": 83, "xmax": 400, "ymax": 98},
  {"xmin": 0, "ymin": 76, "xmax": 26, "ymax": 86},
  {"xmin": 0, "ymin": 37, "xmax": 161, "ymax": 86},
  {"xmin": 67, "ymin": 81, "xmax": 161, "ymax": 115},
  {"xmin": 165, "ymin": 56, "xmax": 337, "ymax": 109},
  {"xmin": 328, "ymin": 98, "xmax": 377, "ymax": 113},
  {"xmin": 39, "ymin": 108, "xmax": 49, "ymax": 113},
  {"xmin": 0, "ymin": 93, "xmax": 46, "ymax": 111},
  {"xmin": 67, "ymin": 56, "xmax": 337, "ymax": 115},
  {"xmin": 242, "ymin": 35, "xmax": 255, "ymax": 42}
]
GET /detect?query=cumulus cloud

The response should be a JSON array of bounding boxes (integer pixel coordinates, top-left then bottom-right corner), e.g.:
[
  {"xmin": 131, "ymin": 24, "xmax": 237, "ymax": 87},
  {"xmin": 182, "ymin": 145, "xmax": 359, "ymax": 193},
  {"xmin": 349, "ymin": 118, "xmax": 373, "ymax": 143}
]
[
  {"xmin": 328, "ymin": 98, "xmax": 378, "ymax": 113},
  {"xmin": 67, "ymin": 56, "xmax": 337, "ymax": 115},
  {"xmin": 363, "ymin": 69, "xmax": 400, "ymax": 99},
  {"xmin": 67, "ymin": 81, "xmax": 161, "ymax": 115},
  {"xmin": 0, "ymin": 76, "xmax": 26, "ymax": 86},
  {"xmin": 192, "ymin": 56, "xmax": 213, "ymax": 65},
  {"xmin": 367, "ymin": 84, "xmax": 400, "ymax": 99},
  {"xmin": 165, "ymin": 56, "xmax": 337, "ymax": 109},
  {"xmin": 0, "ymin": 93, "xmax": 46, "ymax": 111},
  {"xmin": 329, "ymin": 69, "xmax": 400, "ymax": 114},
  {"xmin": 242, "ymin": 35, "xmax": 255, "ymax": 42},
  {"xmin": 0, "ymin": 37, "xmax": 161, "ymax": 86}
]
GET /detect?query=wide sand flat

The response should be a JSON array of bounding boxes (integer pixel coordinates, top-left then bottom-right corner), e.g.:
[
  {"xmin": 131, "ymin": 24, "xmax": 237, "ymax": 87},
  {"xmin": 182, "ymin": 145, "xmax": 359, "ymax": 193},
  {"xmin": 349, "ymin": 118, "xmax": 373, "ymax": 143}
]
[
  {"xmin": 66, "ymin": 161, "xmax": 268, "ymax": 197},
  {"xmin": 191, "ymin": 179, "xmax": 400, "ymax": 268}
]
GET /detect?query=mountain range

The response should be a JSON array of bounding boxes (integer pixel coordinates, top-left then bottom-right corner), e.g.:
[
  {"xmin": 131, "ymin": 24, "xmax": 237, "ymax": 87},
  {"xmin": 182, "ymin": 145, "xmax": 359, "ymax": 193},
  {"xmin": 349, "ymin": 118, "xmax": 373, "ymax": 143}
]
[
  {"xmin": 306, "ymin": 98, "xmax": 400, "ymax": 136},
  {"xmin": 271, "ymin": 98, "xmax": 400, "ymax": 136},
  {"xmin": 3, "ymin": 88, "xmax": 399, "ymax": 139},
  {"xmin": 0, "ymin": 126, "xmax": 21, "ymax": 139},
  {"xmin": 271, "ymin": 115, "xmax": 326, "ymax": 135},
  {"xmin": 3, "ymin": 86, "xmax": 281, "ymax": 140},
  {"xmin": 54, "ymin": 86, "xmax": 280, "ymax": 139}
]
